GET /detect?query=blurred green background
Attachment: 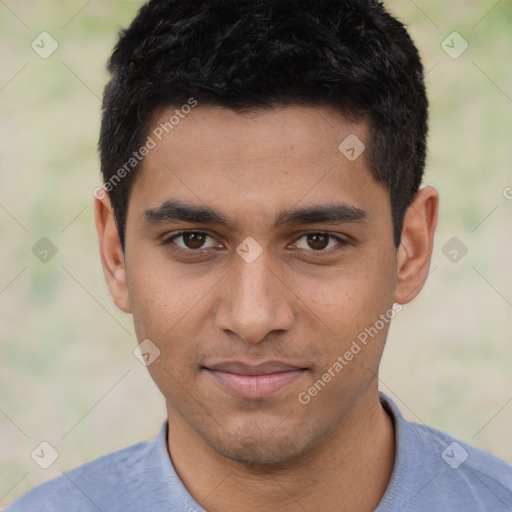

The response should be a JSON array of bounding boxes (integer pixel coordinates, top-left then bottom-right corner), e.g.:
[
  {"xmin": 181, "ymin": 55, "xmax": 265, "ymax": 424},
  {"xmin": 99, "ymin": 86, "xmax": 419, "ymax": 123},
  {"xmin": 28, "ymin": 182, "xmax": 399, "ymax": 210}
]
[{"xmin": 1, "ymin": 0, "xmax": 511, "ymax": 506}]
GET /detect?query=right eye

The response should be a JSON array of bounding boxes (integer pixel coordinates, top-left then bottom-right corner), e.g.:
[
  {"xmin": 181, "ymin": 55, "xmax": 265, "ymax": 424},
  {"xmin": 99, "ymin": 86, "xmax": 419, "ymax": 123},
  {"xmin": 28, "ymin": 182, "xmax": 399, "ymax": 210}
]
[{"xmin": 164, "ymin": 231, "xmax": 219, "ymax": 250}]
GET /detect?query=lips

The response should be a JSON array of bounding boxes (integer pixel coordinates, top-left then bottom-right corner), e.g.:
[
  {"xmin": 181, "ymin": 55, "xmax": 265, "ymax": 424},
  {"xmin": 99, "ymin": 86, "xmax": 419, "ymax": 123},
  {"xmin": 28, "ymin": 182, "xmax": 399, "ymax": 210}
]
[{"xmin": 203, "ymin": 361, "xmax": 307, "ymax": 400}]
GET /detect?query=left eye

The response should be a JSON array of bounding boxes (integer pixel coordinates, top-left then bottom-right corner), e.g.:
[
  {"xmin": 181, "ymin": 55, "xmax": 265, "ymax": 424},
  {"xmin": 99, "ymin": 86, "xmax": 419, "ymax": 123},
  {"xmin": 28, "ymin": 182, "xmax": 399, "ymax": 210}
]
[
  {"xmin": 170, "ymin": 232, "xmax": 218, "ymax": 250},
  {"xmin": 294, "ymin": 233, "xmax": 343, "ymax": 251}
]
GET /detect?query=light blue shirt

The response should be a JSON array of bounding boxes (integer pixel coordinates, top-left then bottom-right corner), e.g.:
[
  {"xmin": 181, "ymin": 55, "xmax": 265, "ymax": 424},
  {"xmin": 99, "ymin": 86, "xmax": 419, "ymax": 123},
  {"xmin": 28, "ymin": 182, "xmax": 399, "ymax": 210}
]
[{"xmin": 7, "ymin": 394, "xmax": 512, "ymax": 511}]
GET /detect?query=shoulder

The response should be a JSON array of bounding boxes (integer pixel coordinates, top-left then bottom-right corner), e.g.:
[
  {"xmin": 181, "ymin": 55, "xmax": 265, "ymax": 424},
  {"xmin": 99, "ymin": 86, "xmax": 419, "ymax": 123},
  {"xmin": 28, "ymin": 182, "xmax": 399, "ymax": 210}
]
[
  {"xmin": 6, "ymin": 437, "xmax": 158, "ymax": 512},
  {"xmin": 378, "ymin": 394, "xmax": 512, "ymax": 511},
  {"xmin": 414, "ymin": 420, "xmax": 512, "ymax": 495}
]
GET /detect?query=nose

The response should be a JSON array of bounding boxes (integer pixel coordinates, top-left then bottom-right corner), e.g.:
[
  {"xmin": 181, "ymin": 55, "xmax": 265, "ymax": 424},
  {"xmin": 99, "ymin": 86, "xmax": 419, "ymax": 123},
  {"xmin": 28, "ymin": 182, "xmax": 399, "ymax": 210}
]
[{"xmin": 214, "ymin": 251, "xmax": 295, "ymax": 344}]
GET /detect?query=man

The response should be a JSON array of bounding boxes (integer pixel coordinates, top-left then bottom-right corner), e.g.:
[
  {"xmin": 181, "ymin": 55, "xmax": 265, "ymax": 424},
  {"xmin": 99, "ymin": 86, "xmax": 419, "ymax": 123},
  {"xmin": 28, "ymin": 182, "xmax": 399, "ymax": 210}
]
[{"xmin": 8, "ymin": 0, "xmax": 512, "ymax": 510}]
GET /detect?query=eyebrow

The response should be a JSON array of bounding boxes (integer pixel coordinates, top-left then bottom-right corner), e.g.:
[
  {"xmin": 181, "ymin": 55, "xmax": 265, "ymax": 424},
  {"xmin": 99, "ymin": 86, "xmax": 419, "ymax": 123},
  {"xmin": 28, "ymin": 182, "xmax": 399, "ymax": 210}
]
[
  {"xmin": 274, "ymin": 203, "xmax": 367, "ymax": 227},
  {"xmin": 144, "ymin": 200, "xmax": 232, "ymax": 227},
  {"xmin": 144, "ymin": 200, "xmax": 367, "ymax": 228}
]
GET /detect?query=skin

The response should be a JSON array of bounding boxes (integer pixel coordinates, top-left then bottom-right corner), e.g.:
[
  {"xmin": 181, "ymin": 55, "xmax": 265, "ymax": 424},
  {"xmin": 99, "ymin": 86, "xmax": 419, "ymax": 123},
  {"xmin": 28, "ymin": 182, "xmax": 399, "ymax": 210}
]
[{"xmin": 95, "ymin": 105, "xmax": 438, "ymax": 512}]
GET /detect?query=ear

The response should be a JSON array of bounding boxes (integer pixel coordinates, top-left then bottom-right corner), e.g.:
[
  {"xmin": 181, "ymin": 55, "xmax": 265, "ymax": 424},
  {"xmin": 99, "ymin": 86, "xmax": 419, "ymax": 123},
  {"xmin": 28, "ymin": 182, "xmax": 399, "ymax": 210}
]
[
  {"xmin": 394, "ymin": 186, "xmax": 439, "ymax": 304},
  {"xmin": 94, "ymin": 191, "xmax": 131, "ymax": 313}
]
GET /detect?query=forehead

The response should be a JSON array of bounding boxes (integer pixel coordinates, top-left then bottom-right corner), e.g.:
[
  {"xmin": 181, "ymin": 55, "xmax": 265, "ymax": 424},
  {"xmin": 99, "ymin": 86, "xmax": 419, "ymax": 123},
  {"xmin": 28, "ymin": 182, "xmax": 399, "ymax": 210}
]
[
  {"xmin": 148, "ymin": 104, "xmax": 365, "ymax": 165},
  {"xmin": 129, "ymin": 104, "xmax": 388, "ymax": 226}
]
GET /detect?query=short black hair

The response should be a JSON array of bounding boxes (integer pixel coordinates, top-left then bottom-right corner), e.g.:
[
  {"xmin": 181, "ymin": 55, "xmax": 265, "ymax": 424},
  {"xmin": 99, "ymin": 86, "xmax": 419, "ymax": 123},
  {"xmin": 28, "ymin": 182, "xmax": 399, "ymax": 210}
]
[{"xmin": 99, "ymin": 0, "xmax": 428, "ymax": 249}]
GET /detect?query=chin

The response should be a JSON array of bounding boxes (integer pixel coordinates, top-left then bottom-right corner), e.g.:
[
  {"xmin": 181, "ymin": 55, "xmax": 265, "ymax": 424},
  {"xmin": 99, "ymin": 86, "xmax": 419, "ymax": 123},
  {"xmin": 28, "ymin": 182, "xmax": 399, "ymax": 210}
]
[
  {"xmin": 216, "ymin": 438, "xmax": 304, "ymax": 465},
  {"xmin": 201, "ymin": 422, "xmax": 319, "ymax": 466}
]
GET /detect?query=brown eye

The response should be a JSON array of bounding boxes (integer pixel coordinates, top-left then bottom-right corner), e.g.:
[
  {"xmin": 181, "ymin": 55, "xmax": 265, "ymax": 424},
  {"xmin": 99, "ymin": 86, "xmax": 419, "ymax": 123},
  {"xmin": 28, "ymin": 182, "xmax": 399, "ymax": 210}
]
[
  {"xmin": 182, "ymin": 232, "xmax": 207, "ymax": 249},
  {"xmin": 168, "ymin": 232, "xmax": 217, "ymax": 250},
  {"xmin": 294, "ymin": 232, "xmax": 345, "ymax": 252},
  {"xmin": 306, "ymin": 233, "xmax": 329, "ymax": 250}
]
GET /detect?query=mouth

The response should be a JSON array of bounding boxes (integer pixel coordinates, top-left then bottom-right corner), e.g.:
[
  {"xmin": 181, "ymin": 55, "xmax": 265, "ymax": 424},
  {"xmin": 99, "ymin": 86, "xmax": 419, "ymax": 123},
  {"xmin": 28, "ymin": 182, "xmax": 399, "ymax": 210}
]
[{"xmin": 202, "ymin": 361, "xmax": 308, "ymax": 400}]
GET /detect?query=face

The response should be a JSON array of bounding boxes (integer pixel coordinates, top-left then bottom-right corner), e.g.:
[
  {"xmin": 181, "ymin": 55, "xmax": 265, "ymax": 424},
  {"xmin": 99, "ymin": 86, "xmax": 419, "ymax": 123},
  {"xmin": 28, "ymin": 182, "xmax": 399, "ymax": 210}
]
[{"xmin": 97, "ymin": 105, "xmax": 435, "ymax": 464}]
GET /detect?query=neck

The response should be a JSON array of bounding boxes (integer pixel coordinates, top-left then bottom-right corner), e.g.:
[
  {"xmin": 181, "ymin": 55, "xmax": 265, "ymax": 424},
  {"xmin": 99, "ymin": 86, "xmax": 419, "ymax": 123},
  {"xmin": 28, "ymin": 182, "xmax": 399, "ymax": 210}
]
[{"xmin": 167, "ymin": 384, "xmax": 395, "ymax": 512}]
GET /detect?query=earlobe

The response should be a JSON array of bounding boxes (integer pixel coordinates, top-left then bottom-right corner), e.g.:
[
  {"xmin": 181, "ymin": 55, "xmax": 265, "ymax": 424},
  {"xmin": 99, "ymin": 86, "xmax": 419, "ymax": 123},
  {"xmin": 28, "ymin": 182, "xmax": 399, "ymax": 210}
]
[
  {"xmin": 394, "ymin": 186, "xmax": 439, "ymax": 305},
  {"xmin": 94, "ymin": 192, "xmax": 132, "ymax": 313}
]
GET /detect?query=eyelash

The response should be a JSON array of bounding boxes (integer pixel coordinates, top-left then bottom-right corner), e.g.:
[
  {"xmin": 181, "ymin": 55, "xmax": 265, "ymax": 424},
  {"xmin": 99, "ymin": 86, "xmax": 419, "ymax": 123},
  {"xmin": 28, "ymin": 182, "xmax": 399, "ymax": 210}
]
[{"xmin": 162, "ymin": 230, "xmax": 349, "ymax": 255}]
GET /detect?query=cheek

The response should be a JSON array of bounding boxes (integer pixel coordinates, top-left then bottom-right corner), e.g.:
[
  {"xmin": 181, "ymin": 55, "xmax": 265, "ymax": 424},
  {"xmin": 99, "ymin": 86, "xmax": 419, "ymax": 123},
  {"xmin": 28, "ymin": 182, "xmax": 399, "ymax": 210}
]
[
  {"xmin": 298, "ymin": 254, "xmax": 397, "ymax": 387},
  {"xmin": 125, "ymin": 250, "xmax": 207, "ymax": 345},
  {"xmin": 126, "ymin": 263, "xmax": 206, "ymax": 399},
  {"xmin": 306, "ymin": 261, "xmax": 395, "ymax": 336}
]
